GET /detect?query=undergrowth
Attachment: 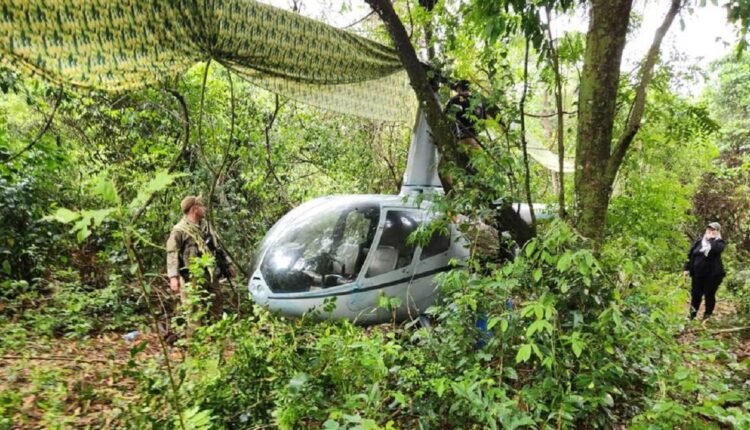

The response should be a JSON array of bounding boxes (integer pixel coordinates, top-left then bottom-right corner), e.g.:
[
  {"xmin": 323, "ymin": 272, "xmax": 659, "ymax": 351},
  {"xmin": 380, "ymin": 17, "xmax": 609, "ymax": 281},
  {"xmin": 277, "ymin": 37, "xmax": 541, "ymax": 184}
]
[
  {"xmin": 115, "ymin": 221, "xmax": 749, "ymax": 429},
  {"xmin": 2, "ymin": 222, "xmax": 748, "ymax": 429}
]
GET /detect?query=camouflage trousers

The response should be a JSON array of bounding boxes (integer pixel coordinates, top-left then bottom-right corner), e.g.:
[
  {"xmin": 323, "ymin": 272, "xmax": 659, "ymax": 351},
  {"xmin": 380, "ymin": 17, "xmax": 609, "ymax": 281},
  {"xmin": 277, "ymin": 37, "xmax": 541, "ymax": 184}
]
[{"xmin": 176, "ymin": 275, "xmax": 225, "ymax": 337}]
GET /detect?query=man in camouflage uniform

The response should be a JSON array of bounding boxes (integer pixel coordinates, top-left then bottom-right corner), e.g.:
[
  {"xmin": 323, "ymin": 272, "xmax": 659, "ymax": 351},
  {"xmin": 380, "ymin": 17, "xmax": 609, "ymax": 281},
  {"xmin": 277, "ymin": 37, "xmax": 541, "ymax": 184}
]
[{"xmin": 166, "ymin": 195, "xmax": 227, "ymax": 331}]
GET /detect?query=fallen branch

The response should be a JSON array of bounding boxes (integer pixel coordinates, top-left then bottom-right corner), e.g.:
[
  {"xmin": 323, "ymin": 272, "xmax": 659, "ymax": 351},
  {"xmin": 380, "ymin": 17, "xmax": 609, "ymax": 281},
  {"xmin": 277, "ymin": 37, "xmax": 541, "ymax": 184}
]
[
  {"xmin": 710, "ymin": 326, "xmax": 750, "ymax": 335},
  {"xmin": 680, "ymin": 325, "xmax": 750, "ymax": 336}
]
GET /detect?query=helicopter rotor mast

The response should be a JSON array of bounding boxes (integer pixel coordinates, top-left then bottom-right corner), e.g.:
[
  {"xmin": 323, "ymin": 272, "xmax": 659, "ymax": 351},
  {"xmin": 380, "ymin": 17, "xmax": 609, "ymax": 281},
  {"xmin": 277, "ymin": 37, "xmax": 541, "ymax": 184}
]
[{"xmin": 400, "ymin": 108, "xmax": 444, "ymax": 196}]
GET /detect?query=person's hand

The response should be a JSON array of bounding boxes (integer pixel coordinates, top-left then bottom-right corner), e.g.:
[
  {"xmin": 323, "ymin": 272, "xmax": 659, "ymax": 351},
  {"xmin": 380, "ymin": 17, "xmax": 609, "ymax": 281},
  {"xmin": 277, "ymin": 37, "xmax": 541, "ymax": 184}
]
[
  {"xmin": 169, "ymin": 277, "xmax": 181, "ymax": 293},
  {"xmin": 682, "ymin": 270, "xmax": 690, "ymax": 278}
]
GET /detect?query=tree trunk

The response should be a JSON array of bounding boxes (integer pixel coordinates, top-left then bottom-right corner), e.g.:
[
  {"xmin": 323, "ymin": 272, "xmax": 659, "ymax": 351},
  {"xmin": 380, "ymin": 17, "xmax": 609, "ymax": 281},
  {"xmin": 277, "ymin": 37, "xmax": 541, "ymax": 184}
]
[
  {"xmin": 574, "ymin": 0, "xmax": 682, "ymax": 244},
  {"xmin": 574, "ymin": 0, "xmax": 633, "ymax": 243}
]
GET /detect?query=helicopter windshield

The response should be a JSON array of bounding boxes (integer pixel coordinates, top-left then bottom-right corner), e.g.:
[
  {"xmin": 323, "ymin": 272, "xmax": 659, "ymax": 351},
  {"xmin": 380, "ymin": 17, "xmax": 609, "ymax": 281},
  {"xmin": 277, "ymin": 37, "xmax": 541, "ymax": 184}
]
[{"xmin": 259, "ymin": 197, "xmax": 381, "ymax": 293}]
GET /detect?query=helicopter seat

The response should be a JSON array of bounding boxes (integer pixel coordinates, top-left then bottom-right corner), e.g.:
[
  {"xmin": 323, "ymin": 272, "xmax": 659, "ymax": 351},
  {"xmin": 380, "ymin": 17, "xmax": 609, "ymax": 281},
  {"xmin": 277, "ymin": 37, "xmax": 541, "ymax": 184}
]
[
  {"xmin": 335, "ymin": 243, "xmax": 361, "ymax": 276},
  {"xmin": 367, "ymin": 245, "xmax": 399, "ymax": 277}
]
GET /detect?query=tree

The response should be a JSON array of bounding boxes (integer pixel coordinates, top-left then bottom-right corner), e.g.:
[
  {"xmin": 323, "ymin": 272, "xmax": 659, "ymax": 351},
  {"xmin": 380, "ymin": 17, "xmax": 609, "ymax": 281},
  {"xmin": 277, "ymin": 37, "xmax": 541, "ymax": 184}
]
[
  {"xmin": 574, "ymin": 0, "xmax": 682, "ymax": 244},
  {"xmin": 365, "ymin": 0, "xmax": 535, "ymax": 245}
]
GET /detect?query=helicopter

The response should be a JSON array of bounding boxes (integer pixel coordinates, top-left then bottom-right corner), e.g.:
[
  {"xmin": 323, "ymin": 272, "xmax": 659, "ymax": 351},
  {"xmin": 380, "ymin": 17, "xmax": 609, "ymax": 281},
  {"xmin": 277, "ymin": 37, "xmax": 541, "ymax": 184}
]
[{"xmin": 248, "ymin": 110, "xmax": 544, "ymax": 324}]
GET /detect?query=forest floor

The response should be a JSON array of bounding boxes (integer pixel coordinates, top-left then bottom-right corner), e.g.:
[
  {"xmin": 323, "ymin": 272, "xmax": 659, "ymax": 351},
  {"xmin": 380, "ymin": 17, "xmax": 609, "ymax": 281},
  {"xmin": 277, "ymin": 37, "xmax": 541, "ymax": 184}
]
[
  {"xmin": 1, "ymin": 301, "xmax": 748, "ymax": 429},
  {"xmin": 0, "ymin": 332, "xmax": 169, "ymax": 429},
  {"xmin": 678, "ymin": 300, "xmax": 750, "ymax": 360}
]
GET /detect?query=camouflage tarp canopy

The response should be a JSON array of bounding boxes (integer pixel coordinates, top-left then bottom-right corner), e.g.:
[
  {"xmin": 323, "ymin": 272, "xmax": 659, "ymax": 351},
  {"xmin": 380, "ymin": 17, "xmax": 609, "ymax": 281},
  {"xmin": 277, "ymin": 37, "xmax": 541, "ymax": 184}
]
[{"xmin": 0, "ymin": 0, "xmax": 416, "ymax": 122}]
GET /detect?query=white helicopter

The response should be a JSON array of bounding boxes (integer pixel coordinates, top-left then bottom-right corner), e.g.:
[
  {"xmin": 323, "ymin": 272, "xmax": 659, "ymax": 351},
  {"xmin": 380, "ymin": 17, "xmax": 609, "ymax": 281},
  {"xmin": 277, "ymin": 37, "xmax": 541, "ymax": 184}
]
[{"xmin": 248, "ymin": 110, "xmax": 542, "ymax": 324}]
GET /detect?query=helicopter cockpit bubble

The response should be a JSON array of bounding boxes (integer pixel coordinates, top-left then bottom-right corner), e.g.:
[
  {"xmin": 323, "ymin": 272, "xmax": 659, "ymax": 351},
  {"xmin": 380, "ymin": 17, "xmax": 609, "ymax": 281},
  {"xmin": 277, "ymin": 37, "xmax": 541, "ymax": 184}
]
[{"xmin": 256, "ymin": 196, "xmax": 382, "ymax": 294}]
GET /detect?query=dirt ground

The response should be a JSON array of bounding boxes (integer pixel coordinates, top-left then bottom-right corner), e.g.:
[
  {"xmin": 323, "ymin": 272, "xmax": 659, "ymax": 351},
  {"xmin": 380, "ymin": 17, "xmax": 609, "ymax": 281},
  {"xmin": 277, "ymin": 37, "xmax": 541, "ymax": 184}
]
[{"xmin": 0, "ymin": 331, "xmax": 170, "ymax": 429}]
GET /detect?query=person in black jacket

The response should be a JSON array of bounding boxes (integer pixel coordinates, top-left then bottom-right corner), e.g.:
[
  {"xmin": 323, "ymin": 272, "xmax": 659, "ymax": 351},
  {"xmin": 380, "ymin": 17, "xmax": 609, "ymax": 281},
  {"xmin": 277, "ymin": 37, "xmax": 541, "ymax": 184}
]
[
  {"xmin": 683, "ymin": 222, "xmax": 726, "ymax": 320},
  {"xmin": 445, "ymin": 81, "xmax": 482, "ymax": 142}
]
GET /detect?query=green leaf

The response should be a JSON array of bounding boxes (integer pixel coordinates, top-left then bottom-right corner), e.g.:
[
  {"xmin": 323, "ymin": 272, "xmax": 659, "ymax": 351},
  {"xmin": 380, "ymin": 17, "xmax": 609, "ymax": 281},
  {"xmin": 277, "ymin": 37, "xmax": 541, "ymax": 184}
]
[
  {"xmin": 560, "ymin": 281, "xmax": 570, "ymax": 293},
  {"xmin": 129, "ymin": 170, "xmax": 186, "ymax": 211},
  {"xmin": 532, "ymin": 268, "xmax": 542, "ymax": 282},
  {"xmin": 85, "ymin": 208, "xmax": 116, "ymax": 227},
  {"xmin": 432, "ymin": 378, "xmax": 449, "ymax": 398},
  {"xmin": 526, "ymin": 320, "xmax": 553, "ymax": 337},
  {"xmin": 45, "ymin": 207, "xmax": 80, "ymax": 224},
  {"xmin": 556, "ymin": 252, "xmax": 572, "ymax": 271},
  {"xmin": 534, "ymin": 303, "xmax": 544, "ymax": 320},
  {"xmin": 486, "ymin": 316, "xmax": 501, "ymax": 330},
  {"xmin": 572, "ymin": 341, "xmax": 584, "ymax": 358},
  {"xmin": 526, "ymin": 320, "xmax": 543, "ymax": 337},
  {"xmin": 525, "ymin": 241, "xmax": 536, "ymax": 257},
  {"xmin": 91, "ymin": 176, "xmax": 120, "ymax": 205},
  {"xmin": 323, "ymin": 420, "xmax": 341, "ymax": 430},
  {"xmin": 148, "ymin": 170, "xmax": 183, "ymax": 193},
  {"xmin": 74, "ymin": 220, "xmax": 90, "ymax": 242},
  {"xmin": 507, "ymin": 416, "xmax": 536, "ymax": 430},
  {"xmin": 130, "ymin": 341, "xmax": 149, "ymax": 357},
  {"xmin": 180, "ymin": 406, "xmax": 213, "ymax": 430},
  {"xmin": 516, "ymin": 343, "xmax": 532, "ymax": 363}
]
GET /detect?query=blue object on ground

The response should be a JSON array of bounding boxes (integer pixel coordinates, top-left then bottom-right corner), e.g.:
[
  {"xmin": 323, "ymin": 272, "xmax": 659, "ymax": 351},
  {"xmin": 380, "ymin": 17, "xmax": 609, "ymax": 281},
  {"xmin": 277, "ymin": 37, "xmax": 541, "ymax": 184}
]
[{"xmin": 475, "ymin": 314, "xmax": 493, "ymax": 349}]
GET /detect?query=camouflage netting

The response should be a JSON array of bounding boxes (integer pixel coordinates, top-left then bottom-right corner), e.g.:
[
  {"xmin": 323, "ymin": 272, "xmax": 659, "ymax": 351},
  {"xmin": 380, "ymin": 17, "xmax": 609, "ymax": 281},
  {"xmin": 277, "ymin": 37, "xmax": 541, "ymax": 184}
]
[{"xmin": 0, "ymin": 0, "xmax": 416, "ymax": 121}]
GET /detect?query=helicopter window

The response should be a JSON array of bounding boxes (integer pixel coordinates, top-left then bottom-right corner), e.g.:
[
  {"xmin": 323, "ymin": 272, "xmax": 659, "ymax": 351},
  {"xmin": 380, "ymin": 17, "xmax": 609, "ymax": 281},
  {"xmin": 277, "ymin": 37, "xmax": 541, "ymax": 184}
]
[
  {"xmin": 366, "ymin": 210, "xmax": 419, "ymax": 278},
  {"xmin": 333, "ymin": 210, "xmax": 373, "ymax": 277},
  {"xmin": 420, "ymin": 229, "xmax": 451, "ymax": 260},
  {"xmin": 259, "ymin": 200, "xmax": 380, "ymax": 293}
]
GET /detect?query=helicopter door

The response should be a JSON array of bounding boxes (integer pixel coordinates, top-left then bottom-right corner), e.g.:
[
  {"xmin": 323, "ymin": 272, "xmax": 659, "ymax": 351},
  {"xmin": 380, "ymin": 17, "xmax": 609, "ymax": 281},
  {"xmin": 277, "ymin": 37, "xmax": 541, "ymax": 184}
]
[
  {"xmin": 348, "ymin": 210, "xmax": 420, "ymax": 314},
  {"xmin": 364, "ymin": 210, "xmax": 420, "ymax": 278},
  {"xmin": 413, "ymin": 225, "xmax": 453, "ymax": 277}
]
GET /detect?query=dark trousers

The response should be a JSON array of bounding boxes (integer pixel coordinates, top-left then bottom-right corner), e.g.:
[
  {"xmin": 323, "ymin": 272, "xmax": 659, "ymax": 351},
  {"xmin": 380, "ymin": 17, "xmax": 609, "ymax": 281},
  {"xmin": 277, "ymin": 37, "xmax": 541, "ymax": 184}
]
[{"xmin": 690, "ymin": 276, "xmax": 723, "ymax": 319}]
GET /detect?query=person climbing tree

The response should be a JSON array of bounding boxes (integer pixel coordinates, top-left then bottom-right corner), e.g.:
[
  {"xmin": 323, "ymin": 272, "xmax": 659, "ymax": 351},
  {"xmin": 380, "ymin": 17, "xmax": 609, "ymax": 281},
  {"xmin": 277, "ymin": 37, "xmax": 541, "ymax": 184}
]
[{"xmin": 444, "ymin": 80, "xmax": 485, "ymax": 154}]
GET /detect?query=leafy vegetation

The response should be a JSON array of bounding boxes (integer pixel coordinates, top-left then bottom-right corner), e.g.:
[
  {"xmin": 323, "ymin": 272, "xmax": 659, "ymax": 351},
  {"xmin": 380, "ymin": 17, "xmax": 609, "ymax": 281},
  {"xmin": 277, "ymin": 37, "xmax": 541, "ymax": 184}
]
[{"xmin": 1, "ymin": 1, "xmax": 750, "ymax": 429}]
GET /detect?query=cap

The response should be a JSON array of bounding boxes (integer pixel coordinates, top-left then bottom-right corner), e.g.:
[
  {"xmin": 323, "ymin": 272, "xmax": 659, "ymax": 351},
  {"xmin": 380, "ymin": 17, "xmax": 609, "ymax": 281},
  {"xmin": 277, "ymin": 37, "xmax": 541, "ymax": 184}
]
[
  {"xmin": 180, "ymin": 195, "xmax": 203, "ymax": 214},
  {"xmin": 707, "ymin": 221, "xmax": 721, "ymax": 231}
]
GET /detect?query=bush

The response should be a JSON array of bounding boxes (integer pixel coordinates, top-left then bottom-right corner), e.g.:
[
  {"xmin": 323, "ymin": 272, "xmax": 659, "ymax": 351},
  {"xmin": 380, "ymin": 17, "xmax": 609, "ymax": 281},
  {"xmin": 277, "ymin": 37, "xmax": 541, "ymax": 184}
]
[{"xmin": 724, "ymin": 269, "xmax": 750, "ymax": 318}]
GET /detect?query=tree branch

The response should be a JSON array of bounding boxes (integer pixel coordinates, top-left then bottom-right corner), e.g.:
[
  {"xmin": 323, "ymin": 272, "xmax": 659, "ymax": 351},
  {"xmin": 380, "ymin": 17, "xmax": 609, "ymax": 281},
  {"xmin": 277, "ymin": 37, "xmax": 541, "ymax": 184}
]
[
  {"xmin": 524, "ymin": 110, "xmax": 576, "ymax": 118},
  {"xmin": 3, "ymin": 87, "xmax": 64, "ymax": 164},
  {"xmin": 341, "ymin": 10, "xmax": 376, "ymax": 29},
  {"xmin": 519, "ymin": 40, "xmax": 537, "ymax": 231},
  {"xmin": 607, "ymin": 0, "xmax": 682, "ymax": 181},
  {"xmin": 197, "ymin": 60, "xmax": 216, "ymax": 177},
  {"xmin": 364, "ymin": 0, "xmax": 456, "ymax": 163},
  {"xmin": 545, "ymin": 6, "xmax": 567, "ymax": 219}
]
